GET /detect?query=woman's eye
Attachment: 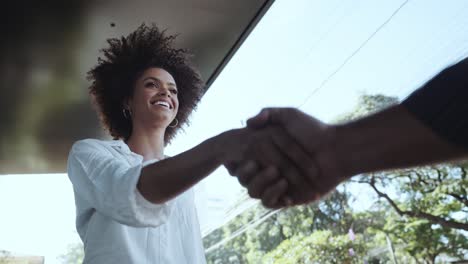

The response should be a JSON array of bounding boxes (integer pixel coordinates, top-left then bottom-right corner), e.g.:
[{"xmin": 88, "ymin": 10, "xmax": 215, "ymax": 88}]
[
  {"xmin": 171, "ymin": 89, "xmax": 178, "ymax": 94},
  {"xmin": 145, "ymin": 82, "xmax": 157, "ymax": 88}
]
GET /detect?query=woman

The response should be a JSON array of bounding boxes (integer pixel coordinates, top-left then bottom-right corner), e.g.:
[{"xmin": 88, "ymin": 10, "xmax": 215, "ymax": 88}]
[
  {"xmin": 67, "ymin": 22, "xmax": 302, "ymax": 263},
  {"xmin": 67, "ymin": 24, "xmax": 262, "ymax": 263}
]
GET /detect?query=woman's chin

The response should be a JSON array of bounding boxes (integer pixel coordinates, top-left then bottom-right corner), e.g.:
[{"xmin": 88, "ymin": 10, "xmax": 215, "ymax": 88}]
[{"xmin": 145, "ymin": 114, "xmax": 173, "ymax": 127}]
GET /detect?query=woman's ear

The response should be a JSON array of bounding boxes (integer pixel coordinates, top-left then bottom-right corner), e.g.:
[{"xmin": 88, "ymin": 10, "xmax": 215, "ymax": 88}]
[{"xmin": 123, "ymin": 97, "xmax": 132, "ymax": 111}]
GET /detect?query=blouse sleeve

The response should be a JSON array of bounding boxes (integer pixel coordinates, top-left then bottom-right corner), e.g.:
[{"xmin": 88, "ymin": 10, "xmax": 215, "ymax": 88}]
[{"xmin": 67, "ymin": 139, "xmax": 175, "ymax": 227}]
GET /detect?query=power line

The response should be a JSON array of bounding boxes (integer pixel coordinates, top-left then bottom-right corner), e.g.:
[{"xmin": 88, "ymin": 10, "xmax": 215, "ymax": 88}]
[
  {"xmin": 205, "ymin": 208, "xmax": 282, "ymax": 254},
  {"xmin": 202, "ymin": 0, "xmax": 411, "ymax": 251},
  {"xmin": 297, "ymin": 0, "xmax": 410, "ymax": 109}
]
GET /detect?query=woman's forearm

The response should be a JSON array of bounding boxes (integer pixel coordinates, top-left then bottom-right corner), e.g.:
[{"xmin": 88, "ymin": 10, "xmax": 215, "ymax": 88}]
[
  {"xmin": 137, "ymin": 129, "xmax": 242, "ymax": 204},
  {"xmin": 334, "ymin": 105, "xmax": 467, "ymax": 177}
]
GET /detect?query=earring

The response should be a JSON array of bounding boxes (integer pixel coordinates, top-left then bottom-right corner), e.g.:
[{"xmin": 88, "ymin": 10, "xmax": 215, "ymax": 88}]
[
  {"xmin": 169, "ymin": 118, "xmax": 178, "ymax": 128},
  {"xmin": 123, "ymin": 108, "xmax": 131, "ymax": 119}
]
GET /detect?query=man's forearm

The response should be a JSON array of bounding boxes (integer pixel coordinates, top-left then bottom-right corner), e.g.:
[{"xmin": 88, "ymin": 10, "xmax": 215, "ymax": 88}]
[{"xmin": 333, "ymin": 105, "xmax": 467, "ymax": 177}]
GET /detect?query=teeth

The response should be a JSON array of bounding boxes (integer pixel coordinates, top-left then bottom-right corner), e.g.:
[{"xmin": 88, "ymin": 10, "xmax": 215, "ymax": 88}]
[{"xmin": 153, "ymin": 101, "xmax": 170, "ymax": 108}]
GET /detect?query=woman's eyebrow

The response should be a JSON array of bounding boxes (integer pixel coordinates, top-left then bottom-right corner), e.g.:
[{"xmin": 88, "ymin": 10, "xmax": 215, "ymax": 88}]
[{"xmin": 143, "ymin": 77, "xmax": 160, "ymax": 83}]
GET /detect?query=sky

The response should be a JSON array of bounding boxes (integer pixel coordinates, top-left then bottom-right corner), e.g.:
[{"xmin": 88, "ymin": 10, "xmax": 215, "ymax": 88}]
[{"xmin": 1, "ymin": 0, "xmax": 468, "ymax": 262}]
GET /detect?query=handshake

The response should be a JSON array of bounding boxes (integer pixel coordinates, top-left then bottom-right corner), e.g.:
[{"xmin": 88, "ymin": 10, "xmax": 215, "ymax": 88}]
[
  {"xmin": 220, "ymin": 102, "xmax": 467, "ymax": 209},
  {"xmin": 221, "ymin": 108, "xmax": 350, "ymax": 209}
]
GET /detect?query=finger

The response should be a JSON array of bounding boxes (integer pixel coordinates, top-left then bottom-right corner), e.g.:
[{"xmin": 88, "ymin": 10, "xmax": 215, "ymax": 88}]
[
  {"xmin": 246, "ymin": 166, "xmax": 279, "ymax": 199},
  {"xmin": 282, "ymin": 196, "xmax": 293, "ymax": 207},
  {"xmin": 270, "ymin": 129, "xmax": 320, "ymax": 182},
  {"xmin": 251, "ymin": 131, "xmax": 288, "ymax": 169},
  {"xmin": 261, "ymin": 179, "xmax": 288, "ymax": 208},
  {"xmin": 310, "ymin": 178, "xmax": 329, "ymax": 197},
  {"xmin": 268, "ymin": 108, "xmax": 300, "ymax": 126},
  {"xmin": 233, "ymin": 160, "xmax": 259, "ymax": 186},
  {"xmin": 265, "ymin": 137, "xmax": 306, "ymax": 194},
  {"xmin": 224, "ymin": 161, "xmax": 240, "ymax": 176},
  {"xmin": 267, "ymin": 195, "xmax": 293, "ymax": 209},
  {"xmin": 247, "ymin": 108, "xmax": 297, "ymax": 129},
  {"xmin": 282, "ymin": 166, "xmax": 306, "ymax": 199},
  {"xmin": 306, "ymin": 192, "xmax": 324, "ymax": 204},
  {"xmin": 252, "ymin": 135, "xmax": 306, "ymax": 196}
]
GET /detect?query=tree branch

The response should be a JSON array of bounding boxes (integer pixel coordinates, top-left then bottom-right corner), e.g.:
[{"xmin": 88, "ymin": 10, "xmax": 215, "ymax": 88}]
[
  {"xmin": 447, "ymin": 193, "xmax": 468, "ymax": 207},
  {"xmin": 414, "ymin": 171, "xmax": 429, "ymax": 185},
  {"xmin": 435, "ymin": 168, "xmax": 443, "ymax": 184},
  {"xmin": 368, "ymin": 177, "xmax": 468, "ymax": 231},
  {"xmin": 461, "ymin": 167, "xmax": 467, "ymax": 180}
]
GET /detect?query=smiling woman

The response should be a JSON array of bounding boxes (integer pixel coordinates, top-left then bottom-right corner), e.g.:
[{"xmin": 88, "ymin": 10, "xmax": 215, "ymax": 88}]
[
  {"xmin": 66, "ymin": 23, "xmax": 291, "ymax": 264},
  {"xmin": 87, "ymin": 24, "xmax": 204, "ymax": 144},
  {"xmin": 68, "ymin": 24, "xmax": 231, "ymax": 263},
  {"xmin": 125, "ymin": 68, "xmax": 180, "ymax": 146}
]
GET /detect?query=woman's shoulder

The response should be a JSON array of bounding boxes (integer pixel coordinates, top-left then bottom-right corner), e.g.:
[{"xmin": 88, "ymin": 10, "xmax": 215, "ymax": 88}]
[{"xmin": 70, "ymin": 138, "xmax": 124, "ymax": 155}]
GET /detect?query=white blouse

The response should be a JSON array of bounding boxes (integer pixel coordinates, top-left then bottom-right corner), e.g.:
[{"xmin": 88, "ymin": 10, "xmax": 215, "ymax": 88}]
[{"xmin": 67, "ymin": 139, "xmax": 206, "ymax": 264}]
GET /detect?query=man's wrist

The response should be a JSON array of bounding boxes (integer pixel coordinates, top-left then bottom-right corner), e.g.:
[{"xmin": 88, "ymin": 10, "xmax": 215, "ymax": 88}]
[
  {"xmin": 331, "ymin": 123, "xmax": 361, "ymax": 179},
  {"xmin": 330, "ymin": 105, "xmax": 436, "ymax": 177}
]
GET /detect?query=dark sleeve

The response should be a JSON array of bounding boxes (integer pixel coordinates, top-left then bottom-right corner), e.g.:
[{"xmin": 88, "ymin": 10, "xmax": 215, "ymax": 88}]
[{"xmin": 402, "ymin": 57, "xmax": 468, "ymax": 150}]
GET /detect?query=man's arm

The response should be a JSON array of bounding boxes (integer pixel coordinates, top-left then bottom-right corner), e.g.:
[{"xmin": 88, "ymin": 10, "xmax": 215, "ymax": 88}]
[
  {"xmin": 334, "ymin": 104, "xmax": 467, "ymax": 178},
  {"xmin": 239, "ymin": 57, "xmax": 468, "ymax": 207},
  {"xmin": 337, "ymin": 56, "xmax": 468, "ymax": 175}
]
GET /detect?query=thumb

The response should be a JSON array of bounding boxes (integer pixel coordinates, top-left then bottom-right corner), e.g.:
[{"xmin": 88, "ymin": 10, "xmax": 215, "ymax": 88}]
[
  {"xmin": 247, "ymin": 108, "xmax": 291, "ymax": 129},
  {"xmin": 246, "ymin": 108, "xmax": 271, "ymax": 129}
]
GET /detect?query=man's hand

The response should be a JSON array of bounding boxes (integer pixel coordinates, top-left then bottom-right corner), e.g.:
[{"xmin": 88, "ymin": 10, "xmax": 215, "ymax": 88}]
[
  {"xmin": 247, "ymin": 108, "xmax": 330, "ymax": 153},
  {"xmin": 236, "ymin": 108, "xmax": 349, "ymax": 207}
]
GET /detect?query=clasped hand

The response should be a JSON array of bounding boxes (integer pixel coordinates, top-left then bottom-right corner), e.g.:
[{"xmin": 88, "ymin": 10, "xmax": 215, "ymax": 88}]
[{"xmin": 224, "ymin": 108, "xmax": 348, "ymax": 208}]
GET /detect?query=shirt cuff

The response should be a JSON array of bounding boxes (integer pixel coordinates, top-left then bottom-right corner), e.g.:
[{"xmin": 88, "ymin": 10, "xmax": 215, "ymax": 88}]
[{"xmin": 129, "ymin": 159, "xmax": 175, "ymax": 227}]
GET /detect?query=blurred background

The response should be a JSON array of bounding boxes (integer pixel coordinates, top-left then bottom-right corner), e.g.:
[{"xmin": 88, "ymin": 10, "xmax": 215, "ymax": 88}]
[{"xmin": 0, "ymin": 0, "xmax": 270, "ymax": 174}]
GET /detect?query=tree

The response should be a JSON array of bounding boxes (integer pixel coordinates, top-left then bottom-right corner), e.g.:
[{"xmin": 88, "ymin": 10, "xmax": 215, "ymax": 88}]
[
  {"xmin": 58, "ymin": 242, "xmax": 84, "ymax": 264},
  {"xmin": 204, "ymin": 190, "xmax": 356, "ymax": 263},
  {"xmin": 262, "ymin": 230, "xmax": 367, "ymax": 264},
  {"xmin": 0, "ymin": 251, "xmax": 11, "ymax": 264},
  {"xmin": 203, "ymin": 94, "xmax": 467, "ymax": 264},
  {"xmin": 345, "ymin": 94, "xmax": 468, "ymax": 262}
]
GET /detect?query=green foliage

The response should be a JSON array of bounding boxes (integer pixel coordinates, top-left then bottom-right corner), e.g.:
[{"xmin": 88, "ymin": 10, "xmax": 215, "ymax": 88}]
[
  {"xmin": 262, "ymin": 230, "xmax": 367, "ymax": 264},
  {"xmin": 345, "ymin": 94, "xmax": 468, "ymax": 262},
  {"xmin": 334, "ymin": 94, "xmax": 398, "ymax": 123},
  {"xmin": 205, "ymin": 190, "xmax": 356, "ymax": 263},
  {"xmin": 0, "ymin": 251, "xmax": 11, "ymax": 264},
  {"xmin": 57, "ymin": 94, "xmax": 467, "ymax": 263},
  {"xmin": 382, "ymin": 212, "xmax": 468, "ymax": 263},
  {"xmin": 353, "ymin": 164, "xmax": 468, "ymax": 262},
  {"xmin": 58, "ymin": 242, "xmax": 84, "ymax": 264},
  {"xmin": 204, "ymin": 94, "xmax": 467, "ymax": 264}
]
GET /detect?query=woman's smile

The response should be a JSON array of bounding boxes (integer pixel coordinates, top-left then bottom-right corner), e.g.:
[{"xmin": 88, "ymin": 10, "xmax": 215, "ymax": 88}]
[{"xmin": 150, "ymin": 99, "xmax": 173, "ymax": 110}]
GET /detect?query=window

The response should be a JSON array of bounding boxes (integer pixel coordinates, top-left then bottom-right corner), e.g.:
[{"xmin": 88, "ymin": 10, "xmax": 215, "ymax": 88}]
[{"xmin": 173, "ymin": 0, "xmax": 468, "ymax": 263}]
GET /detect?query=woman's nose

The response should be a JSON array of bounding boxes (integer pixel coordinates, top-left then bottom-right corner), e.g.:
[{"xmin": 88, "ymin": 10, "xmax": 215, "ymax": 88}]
[{"xmin": 157, "ymin": 88, "xmax": 170, "ymax": 97}]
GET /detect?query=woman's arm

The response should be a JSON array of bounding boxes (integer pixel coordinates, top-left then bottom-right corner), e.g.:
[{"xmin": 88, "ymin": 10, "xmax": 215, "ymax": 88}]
[
  {"xmin": 138, "ymin": 125, "xmax": 308, "ymax": 204},
  {"xmin": 137, "ymin": 129, "xmax": 250, "ymax": 204}
]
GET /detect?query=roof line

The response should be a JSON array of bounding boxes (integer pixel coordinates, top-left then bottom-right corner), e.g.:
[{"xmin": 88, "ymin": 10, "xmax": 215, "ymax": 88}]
[{"xmin": 204, "ymin": 0, "xmax": 275, "ymax": 90}]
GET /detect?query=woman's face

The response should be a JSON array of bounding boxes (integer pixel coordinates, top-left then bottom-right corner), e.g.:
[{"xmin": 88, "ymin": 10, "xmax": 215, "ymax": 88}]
[{"xmin": 128, "ymin": 67, "xmax": 179, "ymax": 129}]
